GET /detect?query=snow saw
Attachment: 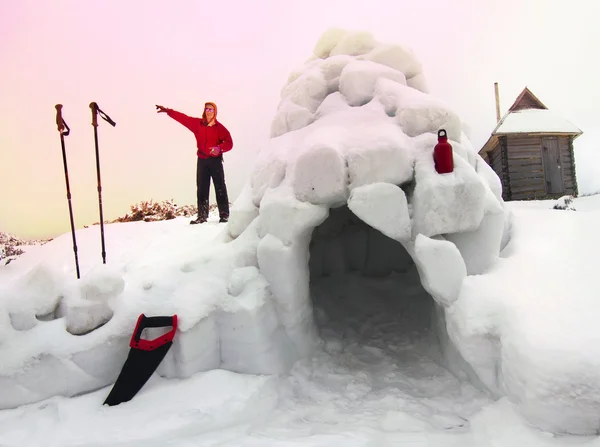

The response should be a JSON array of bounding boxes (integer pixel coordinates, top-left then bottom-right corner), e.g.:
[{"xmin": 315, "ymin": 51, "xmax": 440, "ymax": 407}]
[{"xmin": 104, "ymin": 314, "xmax": 178, "ymax": 406}]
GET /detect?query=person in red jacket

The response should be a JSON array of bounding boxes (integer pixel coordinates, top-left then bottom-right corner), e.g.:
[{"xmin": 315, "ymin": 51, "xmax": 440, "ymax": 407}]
[{"xmin": 156, "ymin": 102, "xmax": 233, "ymax": 224}]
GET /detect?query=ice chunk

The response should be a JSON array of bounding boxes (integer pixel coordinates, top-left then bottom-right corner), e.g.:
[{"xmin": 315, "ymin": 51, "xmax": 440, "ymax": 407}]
[
  {"xmin": 412, "ymin": 137, "xmax": 487, "ymax": 237},
  {"xmin": 374, "ymin": 78, "xmax": 461, "ymax": 141},
  {"xmin": 347, "ymin": 182, "xmax": 411, "ymax": 242},
  {"xmin": 293, "ymin": 145, "xmax": 347, "ymax": 205},
  {"xmin": 270, "ymin": 99, "xmax": 315, "ymax": 138},
  {"xmin": 330, "ymin": 30, "xmax": 376, "ymax": 57},
  {"xmin": 339, "ymin": 60, "xmax": 407, "ymax": 107},
  {"xmin": 411, "ymin": 234, "xmax": 466, "ymax": 307},
  {"xmin": 359, "ymin": 43, "xmax": 422, "ymax": 78},
  {"xmin": 444, "ymin": 189, "xmax": 505, "ymax": 275}
]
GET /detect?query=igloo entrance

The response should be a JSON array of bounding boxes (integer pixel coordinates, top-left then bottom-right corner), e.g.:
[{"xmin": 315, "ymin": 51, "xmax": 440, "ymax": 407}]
[{"xmin": 308, "ymin": 205, "xmax": 439, "ymax": 362}]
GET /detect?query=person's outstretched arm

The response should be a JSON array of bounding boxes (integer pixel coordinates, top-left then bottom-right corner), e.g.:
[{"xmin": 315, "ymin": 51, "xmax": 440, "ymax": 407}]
[{"xmin": 156, "ymin": 105, "xmax": 199, "ymax": 133}]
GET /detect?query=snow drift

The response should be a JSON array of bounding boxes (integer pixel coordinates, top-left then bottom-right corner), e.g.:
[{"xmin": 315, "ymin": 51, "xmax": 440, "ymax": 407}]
[{"xmin": 2, "ymin": 28, "xmax": 598, "ymax": 436}]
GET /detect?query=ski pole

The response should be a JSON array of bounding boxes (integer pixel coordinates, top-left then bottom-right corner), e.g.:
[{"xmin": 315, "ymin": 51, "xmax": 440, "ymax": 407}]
[
  {"xmin": 89, "ymin": 102, "xmax": 116, "ymax": 264},
  {"xmin": 55, "ymin": 104, "xmax": 81, "ymax": 279}
]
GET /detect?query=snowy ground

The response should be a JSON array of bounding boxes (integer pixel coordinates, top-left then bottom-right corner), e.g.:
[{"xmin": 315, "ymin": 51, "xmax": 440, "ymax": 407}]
[{"xmin": 1, "ymin": 195, "xmax": 600, "ymax": 446}]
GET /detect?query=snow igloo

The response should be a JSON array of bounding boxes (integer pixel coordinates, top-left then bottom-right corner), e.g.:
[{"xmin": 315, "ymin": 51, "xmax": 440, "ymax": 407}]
[
  {"xmin": 225, "ymin": 27, "xmax": 509, "ymax": 377},
  {"xmin": 0, "ymin": 28, "xmax": 510, "ymax": 424}
]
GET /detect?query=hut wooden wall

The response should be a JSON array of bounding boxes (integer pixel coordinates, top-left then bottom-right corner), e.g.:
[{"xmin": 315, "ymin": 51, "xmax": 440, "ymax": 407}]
[{"xmin": 506, "ymin": 135, "xmax": 576, "ymax": 200}]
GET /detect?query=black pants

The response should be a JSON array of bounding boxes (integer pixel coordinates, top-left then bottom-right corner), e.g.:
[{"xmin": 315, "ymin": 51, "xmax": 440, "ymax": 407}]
[{"xmin": 196, "ymin": 157, "xmax": 229, "ymax": 219}]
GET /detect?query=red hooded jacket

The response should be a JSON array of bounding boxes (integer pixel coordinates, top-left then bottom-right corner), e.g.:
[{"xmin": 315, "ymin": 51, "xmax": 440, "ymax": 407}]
[{"xmin": 166, "ymin": 104, "xmax": 233, "ymax": 159}]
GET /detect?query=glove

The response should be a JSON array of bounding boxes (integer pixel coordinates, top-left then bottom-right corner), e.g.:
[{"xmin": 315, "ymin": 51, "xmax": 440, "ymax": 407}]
[{"xmin": 209, "ymin": 146, "xmax": 222, "ymax": 157}]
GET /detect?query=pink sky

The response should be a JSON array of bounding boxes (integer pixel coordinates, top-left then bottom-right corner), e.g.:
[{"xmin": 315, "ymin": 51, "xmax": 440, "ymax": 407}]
[{"xmin": 1, "ymin": 0, "xmax": 599, "ymax": 240}]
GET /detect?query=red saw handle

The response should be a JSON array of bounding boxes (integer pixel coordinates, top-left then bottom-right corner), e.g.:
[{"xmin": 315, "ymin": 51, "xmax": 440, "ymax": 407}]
[{"xmin": 129, "ymin": 314, "xmax": 178, "ymax": 351}]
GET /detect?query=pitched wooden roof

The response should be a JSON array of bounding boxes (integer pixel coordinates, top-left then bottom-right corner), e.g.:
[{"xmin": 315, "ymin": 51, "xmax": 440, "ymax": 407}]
[
  {"xmin": 479, "ymin": 87, "xmax": 582, "ymax": 156},
  {"xmin": 508, "ymin": 87, "xmax": 547, "ymax": 112}
]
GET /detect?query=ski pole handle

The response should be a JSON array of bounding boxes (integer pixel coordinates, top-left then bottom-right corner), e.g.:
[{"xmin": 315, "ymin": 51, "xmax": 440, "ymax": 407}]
[
  {"xmin": 90, "ymin": 102, "xmax": 116, "ymax": 127},
  {"xmin": 89, "ymin": 102, "xmax": 98, "ymax": 127},
  {"xmin": 55, "ymin": 104, "xmax": 70, "ymax": 136}
]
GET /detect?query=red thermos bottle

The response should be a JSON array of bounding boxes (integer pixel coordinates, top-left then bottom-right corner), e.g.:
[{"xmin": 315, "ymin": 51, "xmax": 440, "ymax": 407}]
[{"xmin": 434, "ymin": 129, "xmax": 454, "ymax": 174}]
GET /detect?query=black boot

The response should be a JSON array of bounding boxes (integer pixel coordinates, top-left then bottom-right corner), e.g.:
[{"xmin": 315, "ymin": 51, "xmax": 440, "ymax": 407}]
[{"xmin": 190, "ymin": 216, "xmax": 207, "ymax": 225}]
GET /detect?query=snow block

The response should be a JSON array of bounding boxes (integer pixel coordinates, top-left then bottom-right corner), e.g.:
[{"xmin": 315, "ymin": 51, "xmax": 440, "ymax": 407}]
[
  {"xmin": 280, "ymin": 68, "xmax": 328, "ymax": 113},
  {"xmin": 502, "ymin": 334, "xmax": 600, "ymax": 435},
  {"xmin": 257, "ymin": 234, "xmax": 318, "ymax": 358},
  {"xmin": 406, "ymin": 73, "xmax": 429, "ymax": 93},
  {"xmin": 313, "ymin": 27, "xmax": 348, "ymax": 58},
  {"xmin": 70, "ymin": 335, "xmax": 130, "ymax": 382},
  {"xmin": 374, "ymin": 78, "xmax": 461, "ymax": 141},
  {"xmin": 411, "ymin": 234, "xmax": 466, "ymax": 307},
  {"xmin": 64, "ymin": 266, "xmax": 123, "ymax": 335},
  {"xmin": 444, "ymin": 189, "xmax": 505, "ymax": 275},
  {"xmin": 157, "ymin": 311, "xmax": 221, "ymax": 379},
  {"xmin": 270, "ymin": 98, "xmax": 315, "ymax": 138},
  {"xmin": 500, "ymin": 202, "xmax": 512, "ymax": 251},
  {"xmin": 345, "ymin": 135, "xmax": 414, "ymax": 191},
  {"xmin": 319, "ymin": 54, "xmax": 354, "ymax": 83},
  {"xmin": 359, "ymin": 43, "xmax": 422, "ymax": 79},
  {"xmin": 347, "ymin": 183, "xmax": 411, "ymax": 242},
  {"xmin": 293, "ymin": 145, "xmax": 347, "ymax": 205},
  {"xmin": 339, "ymin": 60, "xmax": 407, "ymax": 107},
  {"xmin": 65, "ymin": 300, "xmax": 113, "ymax": 336},
  {"xmin": 431, "ymin": 304, "xmax": 487, "ymax": 389},
  {"xmin": 314, "ymin": 91, "xmax": 350, "ymax": 119},
  {"xmin": 218, "ymin": 267, "xmax": 295, "ymax": 374},
  {"xmin": 250, "ymin": 157, "xmax": 287, "ymax": 208},
  {"xmin": 258, "ymin": 187, "xmax": 328, "ymax": 245},
  {"xmin": 7, "ymin": 263, "xmax": 62, "ymax": 331},
  {"xmin": 330, "ymin": 30, "xmax": 377, "ymax": 57},
  {"xmin": 228, "ymin": 184, "xmax": 259, "ymax": 239},
  {"xmin": 475, "ymin": 154, "xmax": 503, "ymax": 201},
  {"xmin": 412, "ymin": 141, "xmax": 487, "ymax": 237}
]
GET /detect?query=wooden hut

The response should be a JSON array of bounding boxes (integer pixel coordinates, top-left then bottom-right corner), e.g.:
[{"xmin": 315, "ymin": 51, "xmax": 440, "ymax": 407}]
[{"xmin": 479, "ymin": 86, "xmax": 582, "ymax": 201}]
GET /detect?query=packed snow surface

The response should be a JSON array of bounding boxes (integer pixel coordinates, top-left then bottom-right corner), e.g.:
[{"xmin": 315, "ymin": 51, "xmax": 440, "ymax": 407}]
[{"xmin": 1, "ymin": 195, "xmax": 600, "ymax": 445}]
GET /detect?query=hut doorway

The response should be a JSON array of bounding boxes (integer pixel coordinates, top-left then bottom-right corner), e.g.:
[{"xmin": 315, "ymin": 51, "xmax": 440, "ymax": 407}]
[{"xmin": 541, "ymin": 137, "xmax": 565, "ymax": 194}]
